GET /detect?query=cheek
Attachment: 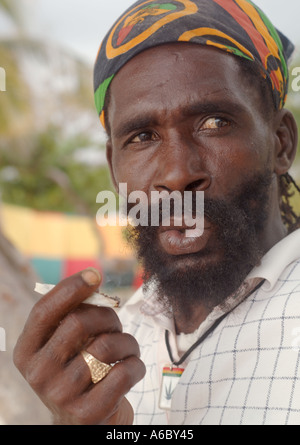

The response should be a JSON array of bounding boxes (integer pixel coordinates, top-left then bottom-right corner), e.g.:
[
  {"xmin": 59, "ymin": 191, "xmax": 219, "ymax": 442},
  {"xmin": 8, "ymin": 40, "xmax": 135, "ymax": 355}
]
[
  {"xmin": 206, "ymin": 136, "xmax": 272, "ymax": 194},
  {"xmin": 111, "ymin": 151, "xmax": 156, "ymax": 194}
]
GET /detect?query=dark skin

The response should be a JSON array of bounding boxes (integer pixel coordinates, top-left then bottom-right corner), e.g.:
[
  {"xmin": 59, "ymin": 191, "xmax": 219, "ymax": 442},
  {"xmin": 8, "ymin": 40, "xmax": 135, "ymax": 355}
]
[
  {"xmin": 14, "ymin": 43, "xmax": 297, "ymax": 424},
  {"xmin": 106, "ymin": 44, "xmax": 297, "ymax": 332}
]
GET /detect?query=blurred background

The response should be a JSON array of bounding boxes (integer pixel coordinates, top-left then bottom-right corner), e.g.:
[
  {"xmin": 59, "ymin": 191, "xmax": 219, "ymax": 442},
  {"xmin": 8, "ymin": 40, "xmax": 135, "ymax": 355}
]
[{"xmin": 0, "ymin": 0, "xmax": 299, "ymax": 425}]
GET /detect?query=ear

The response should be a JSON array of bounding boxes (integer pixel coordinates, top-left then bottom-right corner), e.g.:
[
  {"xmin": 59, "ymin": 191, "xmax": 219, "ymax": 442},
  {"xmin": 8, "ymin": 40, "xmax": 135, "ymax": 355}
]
[
  {"xmin": 273, "ymin": 109, "xmax": 298, "ymax": 176},
  {"xmin": 106, "ymin": 140, "xmax": 119, "ymax": 192}
]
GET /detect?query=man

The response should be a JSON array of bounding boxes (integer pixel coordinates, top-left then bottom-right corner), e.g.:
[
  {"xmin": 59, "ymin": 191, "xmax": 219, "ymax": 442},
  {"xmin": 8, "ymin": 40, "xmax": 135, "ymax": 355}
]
[{"xmin": 14, "ymin": 0, "xmax": 300, "ymax": 425}]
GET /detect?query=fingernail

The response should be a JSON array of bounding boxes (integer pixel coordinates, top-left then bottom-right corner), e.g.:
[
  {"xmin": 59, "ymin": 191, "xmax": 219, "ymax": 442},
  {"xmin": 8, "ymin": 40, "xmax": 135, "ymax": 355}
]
[{"xmin": 81, "ymin": 268, "xmax": 101, "ymax": 286}]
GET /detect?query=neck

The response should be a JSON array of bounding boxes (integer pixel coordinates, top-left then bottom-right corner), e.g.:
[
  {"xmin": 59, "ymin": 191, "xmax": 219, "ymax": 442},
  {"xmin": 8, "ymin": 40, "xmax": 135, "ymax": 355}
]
[
  {"xmin": 257, "ymin": 176, "xmax": 288, "ymax": 253},
  {"xmin": 174, "ymin": 304, "xmax": 210, "ymax": 334},
  {"xmin": 258, "ymin": 215, "xmax": 287, "ymax": 256},
  {"xmin": 173, "ymin": 222, "xmax": 288, "ymax": 335}
]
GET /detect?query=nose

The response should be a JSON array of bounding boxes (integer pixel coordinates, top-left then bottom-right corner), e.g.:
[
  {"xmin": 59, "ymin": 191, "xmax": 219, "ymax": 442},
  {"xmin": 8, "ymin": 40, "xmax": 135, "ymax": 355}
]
[{"xmin": 153, "ymin": 138, "xmax": 211, "ymax": 194}]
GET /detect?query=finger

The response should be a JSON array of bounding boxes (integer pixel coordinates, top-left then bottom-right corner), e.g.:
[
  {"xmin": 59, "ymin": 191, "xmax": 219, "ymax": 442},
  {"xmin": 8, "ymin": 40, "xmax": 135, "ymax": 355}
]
[
  {"xmin": 43, "ymin": 332, "xmax": 142, "ymax": 398},
  {"xmin": 107, "ymin": 397, "xmax": 134, "ymax": 425},
  {"xmin": 85, "ymin": 332, "xmax": 141, "ymax": 365},
  {"xmin": 14, "ymin": 268, "xmax": 102, "ymax": 359},
  {"xmin": 75, "ymin": 356, "xmax": 146, "ymax": 425},
  {"xmin": 42, "ymin": 305, "xmax": 122, "ymax": 363}
]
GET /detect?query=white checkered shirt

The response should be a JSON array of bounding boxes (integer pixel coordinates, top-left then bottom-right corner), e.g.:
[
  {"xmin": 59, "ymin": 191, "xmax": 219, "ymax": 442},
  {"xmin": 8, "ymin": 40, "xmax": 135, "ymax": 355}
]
[{"xmin": 119, "ymin": 229, "xmax": 300, "ymax": 425}]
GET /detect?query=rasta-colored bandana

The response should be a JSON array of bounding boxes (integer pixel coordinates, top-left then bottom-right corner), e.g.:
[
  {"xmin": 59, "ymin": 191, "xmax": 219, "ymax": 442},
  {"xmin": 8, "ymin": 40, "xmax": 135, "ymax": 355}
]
[{"xmin": 94, "ymin": 0, "xmax": 294, "ymax": 128}]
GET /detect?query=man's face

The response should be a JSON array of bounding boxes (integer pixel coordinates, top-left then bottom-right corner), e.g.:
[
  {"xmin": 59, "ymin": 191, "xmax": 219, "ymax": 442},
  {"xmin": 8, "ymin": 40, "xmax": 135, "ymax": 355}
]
[{"xmin": 106, "ymin": 43, "xmax": 279, "ymax": 312}]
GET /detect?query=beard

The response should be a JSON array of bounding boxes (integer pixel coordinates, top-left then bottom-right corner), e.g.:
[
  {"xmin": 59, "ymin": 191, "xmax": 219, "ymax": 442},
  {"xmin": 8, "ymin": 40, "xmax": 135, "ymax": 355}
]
[{"xmin": 125, "ymin": 170, "xmax": 273, "ymax": 316}]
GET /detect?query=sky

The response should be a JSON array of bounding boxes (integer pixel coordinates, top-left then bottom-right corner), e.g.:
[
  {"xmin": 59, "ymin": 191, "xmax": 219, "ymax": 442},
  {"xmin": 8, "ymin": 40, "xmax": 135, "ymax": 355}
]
[{"xmin": 1, "ymin": 0, "xmax": 300, "ymax": 64}]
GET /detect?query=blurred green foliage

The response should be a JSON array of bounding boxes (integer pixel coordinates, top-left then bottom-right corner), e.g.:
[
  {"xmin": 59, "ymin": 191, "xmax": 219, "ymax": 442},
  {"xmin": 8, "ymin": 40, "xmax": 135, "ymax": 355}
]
[
  {"xmin": 0, "ymin": 1, "xmax": 115, "ymax": 217},
  {"xmin": 0, "ymin": 0, "xmax": 22, "ymax": 27},
  {"xmin": 0, "ymin": 0, "xmax": 299, "ymax": 218},
  {"xmin": 0, "ymin": 126, "xmax": 114, "ymax": 215},
  {"xmin": 0, "ymin": 43, "xmax": 33, "ymax": 136}
]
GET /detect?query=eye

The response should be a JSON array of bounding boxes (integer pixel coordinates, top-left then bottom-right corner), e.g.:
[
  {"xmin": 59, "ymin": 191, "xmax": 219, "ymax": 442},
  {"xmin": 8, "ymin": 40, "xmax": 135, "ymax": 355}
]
[
  {"xmin": 129, "ymin": 131, "xmax": 158, "ymax": 144},
  {"xmin": 200, "ymin": 117, "xmax": 231, "ymax": 130}
]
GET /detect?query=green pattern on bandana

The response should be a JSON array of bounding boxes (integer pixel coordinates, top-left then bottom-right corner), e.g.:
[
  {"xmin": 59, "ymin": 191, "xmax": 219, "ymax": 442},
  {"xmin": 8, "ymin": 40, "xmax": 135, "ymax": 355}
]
[{"xmin": 94, "ymin": 0, "xmax": 294, "ymax": 128}]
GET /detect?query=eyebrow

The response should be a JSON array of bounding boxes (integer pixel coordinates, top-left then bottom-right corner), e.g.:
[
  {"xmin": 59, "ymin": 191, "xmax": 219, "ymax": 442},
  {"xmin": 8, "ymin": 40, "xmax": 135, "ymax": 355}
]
[
  {"xmin": 113, "ymin": 99, "xmax": 247, "ymax": 139},
  {"xmin": 114, "ymin": 116, "xmax": 159, "ymax": 139},
  {"xmin": 181, "ymin": 100, "xmax": 247, "ymax": 118}
]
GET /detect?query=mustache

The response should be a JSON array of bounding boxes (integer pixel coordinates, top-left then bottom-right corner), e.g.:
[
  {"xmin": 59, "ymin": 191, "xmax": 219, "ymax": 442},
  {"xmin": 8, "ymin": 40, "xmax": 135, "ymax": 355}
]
[
  {"xmin": 123, "ymin": 180, "xmax": 269, "ymax": 230},
  {"xmin": 124, "ymin": 170, "xmax": 273, "ymax": 255},
  {"xmin": 124, "ymin": 191, "xmax": 203, "ymax": 230}
]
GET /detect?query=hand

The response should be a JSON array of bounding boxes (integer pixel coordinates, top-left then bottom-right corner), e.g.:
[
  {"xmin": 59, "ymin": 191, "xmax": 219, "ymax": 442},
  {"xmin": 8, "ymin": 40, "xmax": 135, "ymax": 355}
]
[{"xmin": 13, "ymin": 268, "xmax": 146, "ymax": 425}]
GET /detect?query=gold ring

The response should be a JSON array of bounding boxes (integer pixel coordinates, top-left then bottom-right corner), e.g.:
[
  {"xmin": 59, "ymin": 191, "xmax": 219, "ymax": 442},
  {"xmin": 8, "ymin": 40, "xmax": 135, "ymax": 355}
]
[{"xmin": 81, "ymin": 350, "xmax": 112, "ymax": 384}]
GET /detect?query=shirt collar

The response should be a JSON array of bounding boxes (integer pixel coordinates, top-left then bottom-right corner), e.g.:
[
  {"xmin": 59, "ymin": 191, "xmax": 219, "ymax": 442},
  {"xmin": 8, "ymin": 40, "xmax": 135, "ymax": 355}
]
[
  {"xmin": 247, "ymin": 228, "xmax": 300, "ymax": 291},
  {"xmin": 125, "ymin": 229, "xmax": 300, "ymax": 322}
]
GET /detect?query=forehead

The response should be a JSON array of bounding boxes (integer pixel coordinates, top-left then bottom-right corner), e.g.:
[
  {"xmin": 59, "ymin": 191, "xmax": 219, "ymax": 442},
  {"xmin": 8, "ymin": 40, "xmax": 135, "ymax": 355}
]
[{"xmin": 107, "ymin": 43, "xmax": 262, "ymax": 129}]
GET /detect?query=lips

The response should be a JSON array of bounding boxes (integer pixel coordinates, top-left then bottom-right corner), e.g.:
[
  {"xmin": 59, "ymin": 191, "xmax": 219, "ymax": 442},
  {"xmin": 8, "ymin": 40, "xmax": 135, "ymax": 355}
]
[{"xmin": 158, "ymin": 218, "xmax": 211, "ymax": 255}]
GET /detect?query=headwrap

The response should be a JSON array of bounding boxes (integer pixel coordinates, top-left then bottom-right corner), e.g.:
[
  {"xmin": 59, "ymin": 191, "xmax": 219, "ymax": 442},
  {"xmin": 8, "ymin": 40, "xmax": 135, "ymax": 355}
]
[{"xmin": 94, "ymin": 0, "xmax": 294, "ymax": 128}]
